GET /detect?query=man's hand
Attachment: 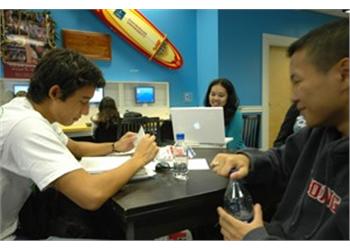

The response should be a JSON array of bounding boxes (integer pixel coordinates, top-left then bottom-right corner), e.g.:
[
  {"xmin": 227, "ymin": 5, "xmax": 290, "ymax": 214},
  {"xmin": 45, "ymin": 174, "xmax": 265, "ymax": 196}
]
[
  {"xmin": 113, "ymin": 132, "xmax": 136, "ymax": 152},
  {"xmin": 132, "ymin": 134, "xmax": 159, "ymax": 166},
  {"xmin": 217, "ymin": 204, "xmax": 264, "ymax": 240},
  {"xmin": 211, "ymin": 153, "xmax": 250, "ymax": 179}
]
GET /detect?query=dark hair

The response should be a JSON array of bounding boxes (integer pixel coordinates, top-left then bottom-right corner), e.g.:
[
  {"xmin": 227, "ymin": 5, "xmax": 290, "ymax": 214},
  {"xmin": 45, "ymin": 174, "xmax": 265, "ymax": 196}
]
[
  {"xmin": 27, "ymin": 48, "xmax": 106, "ymax": 103},
  {"xmin": 288, "ymin": 18, "xmax": 349, "ymax": 72},
  {"xmin": 204, "ymin": 78, "xmax": 240, "ymax": 126},
  {"xmin": 97, "ymin": 96, "xmax": 121, "ymax": 128}
]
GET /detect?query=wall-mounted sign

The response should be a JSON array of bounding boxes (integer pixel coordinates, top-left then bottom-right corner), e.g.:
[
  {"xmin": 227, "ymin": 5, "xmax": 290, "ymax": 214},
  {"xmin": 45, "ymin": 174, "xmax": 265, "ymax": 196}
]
[{"xmin": 62, "ymin": 29, "xmax": 112, "ymax": 61}]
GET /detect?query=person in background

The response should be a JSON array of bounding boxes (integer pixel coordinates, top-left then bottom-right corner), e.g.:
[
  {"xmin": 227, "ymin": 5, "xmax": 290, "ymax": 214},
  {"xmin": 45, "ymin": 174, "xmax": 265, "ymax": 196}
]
[
  {"xmin": 273, "ymin": 103, "xmax": 307, "ymax": 147},
  {"xmin": 14, "ymin": 90, "xmax": 27, "ymax": 97},
  {"xmin": 91, "ymin": 96, "xmax": 121, "ymax": 143},
  {"xmin": 0, "ymin": 48, "xmax": 159, "ymax": 240},
  {"xmin": 212, "ymin": 18, "xmax": 348, "ymax": 240},
  {"xmin": 204, "ymin": 78, "xmax": 245, "ymax": 150}
]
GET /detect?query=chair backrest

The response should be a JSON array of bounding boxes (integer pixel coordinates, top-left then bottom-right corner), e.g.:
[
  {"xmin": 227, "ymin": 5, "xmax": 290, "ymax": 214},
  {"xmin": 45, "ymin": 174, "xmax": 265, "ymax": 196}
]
[
  {"xmin": 118, "ymin": 117, "xmax": 146, "ymax": 138},
  {"xmin": 242, "ymin": 113, "xmax": 261, "ymax": 148},
  {"xmin": 142, "ymin": 117, "xmax": 161, "ymax": 144},
  {"xmin": 93, "ymin": 121, "xmax": 119, "ymax": 143},
  {"xmin": 118, "ymin": 116, "xmax": 161, "ymax": 144}
]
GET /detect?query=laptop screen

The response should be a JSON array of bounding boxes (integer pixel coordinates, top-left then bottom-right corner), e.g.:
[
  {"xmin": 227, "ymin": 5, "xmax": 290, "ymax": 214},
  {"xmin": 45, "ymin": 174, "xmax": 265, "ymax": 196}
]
[{"xmin": 170, "ymin": 107, "xmax": 225, "ymax": 145}]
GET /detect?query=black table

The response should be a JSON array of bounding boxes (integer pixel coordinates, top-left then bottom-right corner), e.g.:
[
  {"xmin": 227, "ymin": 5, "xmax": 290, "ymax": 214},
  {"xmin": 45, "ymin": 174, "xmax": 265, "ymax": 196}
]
[{"xmin": 111, "ymin": 148, "xmax": 228, "ymax": 240}]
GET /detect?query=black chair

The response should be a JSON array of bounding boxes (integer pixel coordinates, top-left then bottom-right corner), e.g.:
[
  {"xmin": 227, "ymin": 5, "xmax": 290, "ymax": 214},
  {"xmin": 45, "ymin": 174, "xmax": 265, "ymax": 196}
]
[
  {"xmin": 117, "ymin": 117, "xmax": 161, "ymax": 144},
  {"xmin": 242, "ymin": 113, "xmax": 261, "ymax": 148},
  {"xmin": 142, "ymin": 117, "xmax": 161, "ymax": 144},
  {"xmin": 118, "ymin": 117, "xmax": 146, "ymax": 138}
]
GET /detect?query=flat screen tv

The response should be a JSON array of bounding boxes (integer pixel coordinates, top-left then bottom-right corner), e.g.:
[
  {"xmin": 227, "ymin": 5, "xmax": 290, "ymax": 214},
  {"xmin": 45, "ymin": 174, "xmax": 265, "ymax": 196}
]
[
  {"xmin": 135, "ymin": 86, "xmax": 155, "ymax": 104},
  {"xmin": 13, "ymin": 84, "xmax": 29, "ymax": 95},
  {"xmin": 89, "ymin": 87, "xmax": 104, "ymax": 103}
]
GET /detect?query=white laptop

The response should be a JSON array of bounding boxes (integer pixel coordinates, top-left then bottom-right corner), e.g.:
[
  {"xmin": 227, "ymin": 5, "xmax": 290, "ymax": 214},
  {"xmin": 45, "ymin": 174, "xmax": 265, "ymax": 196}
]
[{"xmin": 170, "ymin": 107, "xmax": 232, "ymax": 148}]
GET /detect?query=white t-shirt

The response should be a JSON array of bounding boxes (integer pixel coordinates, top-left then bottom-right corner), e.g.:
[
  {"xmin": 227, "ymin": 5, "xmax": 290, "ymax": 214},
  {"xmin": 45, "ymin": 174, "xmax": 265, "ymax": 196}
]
[{"xmin": 0, "ymin": 97, "xmax": 81, "ymax": 240}]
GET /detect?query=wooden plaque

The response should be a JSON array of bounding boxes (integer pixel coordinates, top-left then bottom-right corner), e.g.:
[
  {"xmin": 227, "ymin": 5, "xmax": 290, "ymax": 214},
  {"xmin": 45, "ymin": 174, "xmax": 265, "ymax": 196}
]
[{"xmin": 62, "ymin": 29, "xmax": 112, "ymax": 60}]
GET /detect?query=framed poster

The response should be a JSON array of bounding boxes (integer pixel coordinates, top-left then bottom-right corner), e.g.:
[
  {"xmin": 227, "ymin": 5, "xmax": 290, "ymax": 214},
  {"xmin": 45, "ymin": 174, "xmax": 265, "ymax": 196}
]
[{"xmin": 0, "ymin": 10, "xmax": 56, "ymax": 78}]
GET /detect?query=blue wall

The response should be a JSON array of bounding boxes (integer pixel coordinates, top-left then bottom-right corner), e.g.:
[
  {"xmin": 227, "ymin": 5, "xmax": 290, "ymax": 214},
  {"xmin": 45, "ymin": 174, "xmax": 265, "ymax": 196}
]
[
  {"xmin": 196, "ymin": 10, "xmax": 219, "ymax": 105},
  {"xmin": 218, "ymin": 10, "xmax": 339, "ymax": 105},
  {"xmin": 51, "ymin": 10, "xmax": 198, "ymax": 107},
  {"xmin": 1, "ymin": 10, "xmax": 339, "ymax": 106}
]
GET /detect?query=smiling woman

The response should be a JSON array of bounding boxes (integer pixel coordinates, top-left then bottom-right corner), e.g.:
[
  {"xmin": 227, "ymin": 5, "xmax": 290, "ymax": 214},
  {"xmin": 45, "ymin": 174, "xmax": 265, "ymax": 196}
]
[{"xmin": 204, "ymin": 78, "xmax": 245, "ymax": 150}]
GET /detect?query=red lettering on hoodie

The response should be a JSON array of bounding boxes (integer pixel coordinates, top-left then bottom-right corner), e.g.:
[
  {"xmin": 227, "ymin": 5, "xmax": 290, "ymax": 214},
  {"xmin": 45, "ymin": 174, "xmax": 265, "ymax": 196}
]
[{"xmin": 307, "ymin": 179, "xmax": 341, "ymax": 214}]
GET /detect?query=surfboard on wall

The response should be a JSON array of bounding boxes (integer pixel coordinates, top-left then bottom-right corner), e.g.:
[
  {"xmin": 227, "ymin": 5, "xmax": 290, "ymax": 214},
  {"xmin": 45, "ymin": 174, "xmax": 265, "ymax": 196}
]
[{"xmin": 94, "ymin": 9, "xmax": 183, "ymax": 70}]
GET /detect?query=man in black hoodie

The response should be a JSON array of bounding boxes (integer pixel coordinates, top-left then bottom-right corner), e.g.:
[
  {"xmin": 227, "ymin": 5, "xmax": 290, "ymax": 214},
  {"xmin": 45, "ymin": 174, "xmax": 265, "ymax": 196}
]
[{"xmin": 212, "ymin": 18, "xmax": 349, "ymax": 240}]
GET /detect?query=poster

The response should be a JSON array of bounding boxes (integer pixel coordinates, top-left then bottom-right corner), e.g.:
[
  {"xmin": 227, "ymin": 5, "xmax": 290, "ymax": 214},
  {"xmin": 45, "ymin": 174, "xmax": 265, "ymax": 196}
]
[{"xmin": 0, "ymin": 10, "xmax": 56, "ymax": 78}]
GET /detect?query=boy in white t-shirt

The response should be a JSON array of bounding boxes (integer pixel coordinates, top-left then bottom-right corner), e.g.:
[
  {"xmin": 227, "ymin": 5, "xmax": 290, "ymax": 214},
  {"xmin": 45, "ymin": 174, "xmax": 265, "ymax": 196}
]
[{"xmin": 0, "ymin": 48, "xmax": 159, "ymax": 240}]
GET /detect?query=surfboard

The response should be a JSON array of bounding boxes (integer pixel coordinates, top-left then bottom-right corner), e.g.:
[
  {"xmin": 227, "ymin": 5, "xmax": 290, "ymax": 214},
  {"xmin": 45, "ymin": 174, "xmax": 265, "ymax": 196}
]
[{"xmin": 94, "ymin": 9, "xmax": 183, "ymax": 70}]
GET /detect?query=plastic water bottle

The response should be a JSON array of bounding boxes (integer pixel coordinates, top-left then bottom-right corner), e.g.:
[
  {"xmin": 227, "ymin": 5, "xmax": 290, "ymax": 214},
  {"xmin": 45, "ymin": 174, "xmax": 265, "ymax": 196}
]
[
  {"xmin": 223, "ymin": 170, "xmax": 254, "ymax": 222},
  {"xmin": 172, "ymin": 133, "xmax": 189, "ymax": 180}
]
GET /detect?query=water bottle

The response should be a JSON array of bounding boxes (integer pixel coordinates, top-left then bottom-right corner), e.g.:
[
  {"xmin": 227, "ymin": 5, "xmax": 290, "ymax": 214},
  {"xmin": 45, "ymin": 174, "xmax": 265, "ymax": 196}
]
[
  {"xmin": 172, "ymin": 133, "xmax": 189, "ymax": 180},
  {"xmin": 223, "ymin": 169, "xmax": 254, "ymax": 222}
]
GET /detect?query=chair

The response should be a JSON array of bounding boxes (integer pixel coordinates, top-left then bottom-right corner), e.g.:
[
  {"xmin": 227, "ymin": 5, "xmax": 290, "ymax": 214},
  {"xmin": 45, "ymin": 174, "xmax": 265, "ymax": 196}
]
[
  {"xmin": 242, "ymin": 113, "xmax": 261, "ymax": 148},
  {"xmin": 117, "ymin": 117, "xmax": 146, "ymax": 139},
  {"xmin": 142, "ymin": 117, "xmax": 161, "ymax": 143},
  {"xmin": 117, "ymin": 116, "xmax": 161, "ymax": 144}
]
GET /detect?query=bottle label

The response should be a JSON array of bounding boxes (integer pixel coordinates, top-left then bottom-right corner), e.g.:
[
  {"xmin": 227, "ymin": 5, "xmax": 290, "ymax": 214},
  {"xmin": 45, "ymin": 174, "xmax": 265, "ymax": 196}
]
[{"xmin": 172, "ymin": 146, "xmax": 186, "ymax": 157}]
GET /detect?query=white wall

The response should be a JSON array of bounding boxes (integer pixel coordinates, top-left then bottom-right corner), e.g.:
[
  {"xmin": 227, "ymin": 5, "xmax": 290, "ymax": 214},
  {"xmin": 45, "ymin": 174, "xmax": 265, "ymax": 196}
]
[{"xmin": 0, "ymin": 79, "xmax": 170, "ymax": 125}]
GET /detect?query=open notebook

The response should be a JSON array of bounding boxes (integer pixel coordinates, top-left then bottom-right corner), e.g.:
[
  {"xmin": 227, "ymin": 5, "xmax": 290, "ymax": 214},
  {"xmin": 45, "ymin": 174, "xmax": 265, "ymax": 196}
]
[{"xmin": 80, "ymin": 156, "xmax": 156, "ymax": 180}]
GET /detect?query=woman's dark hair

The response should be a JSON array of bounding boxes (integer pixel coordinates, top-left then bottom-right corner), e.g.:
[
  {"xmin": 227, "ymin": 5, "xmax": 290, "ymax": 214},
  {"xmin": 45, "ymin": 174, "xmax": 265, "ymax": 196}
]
[
  {"xmin": 27, "ymin": 48, "xmax": 106, "ymax": 103},
  {"xmin": 204, "ymin": 78, "xmax": 240, "ymax": 126},
  {"xmin": 97, "ymin": 96, "xmax": 121, "ymax": 128}
]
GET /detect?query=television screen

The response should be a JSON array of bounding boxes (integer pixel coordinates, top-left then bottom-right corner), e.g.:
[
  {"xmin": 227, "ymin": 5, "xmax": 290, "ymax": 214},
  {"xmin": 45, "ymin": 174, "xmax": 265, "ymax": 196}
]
[
  {"xmin": 89, "ymin": 88, "xmax": 104, "ymax": 103},
  {"xmin": 135, "ymin": 86, "xmax": 155, "ymax": 104},
  {"xmin": 13, "ymin": 84, "xmax": 29, "ymax": 95}
]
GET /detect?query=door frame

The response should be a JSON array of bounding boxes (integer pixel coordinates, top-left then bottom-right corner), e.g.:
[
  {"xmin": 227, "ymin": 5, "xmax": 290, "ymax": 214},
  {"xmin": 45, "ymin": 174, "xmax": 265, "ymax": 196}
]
[{"xmin": 261, "ymin": 33, "xmax": 297, "ymax": 150}]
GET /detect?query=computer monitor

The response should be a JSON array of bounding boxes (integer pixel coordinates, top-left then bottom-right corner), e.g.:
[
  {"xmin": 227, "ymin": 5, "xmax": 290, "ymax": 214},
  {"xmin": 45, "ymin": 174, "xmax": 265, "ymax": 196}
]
[
  {"xmin": 13, "ymin": 84, "xmax": 29, "ymax": 95},
  {"xmin": 90, "ymin": 88, "xmax": 104, "ymax": 103},
  {"xmin": 135, "ymin": 86, "xmax": 155, "ymax": 104}
]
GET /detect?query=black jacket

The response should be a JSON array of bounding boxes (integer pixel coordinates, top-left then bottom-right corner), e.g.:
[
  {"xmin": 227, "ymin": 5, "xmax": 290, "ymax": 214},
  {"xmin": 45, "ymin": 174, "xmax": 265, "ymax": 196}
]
[
  {"xmin": 273, "ymin": 103, "xmax": 300, "ymax": 147},
  {"xmin": 241, "ymin": 127, "xmax": 349, "ymax": 240}
]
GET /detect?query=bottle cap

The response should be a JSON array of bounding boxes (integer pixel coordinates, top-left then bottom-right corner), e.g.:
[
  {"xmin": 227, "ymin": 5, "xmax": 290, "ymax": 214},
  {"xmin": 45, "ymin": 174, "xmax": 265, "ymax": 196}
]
[{"xmin": 176, "ymin": 133, "xmax": 185, "ymax": 140}]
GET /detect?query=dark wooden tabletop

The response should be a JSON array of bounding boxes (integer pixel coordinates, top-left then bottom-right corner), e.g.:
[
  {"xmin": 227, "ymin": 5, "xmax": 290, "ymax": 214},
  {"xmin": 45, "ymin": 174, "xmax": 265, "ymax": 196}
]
[{"xmin": 111, "ymin": 147, "xmax": 228, "ymax": 239}]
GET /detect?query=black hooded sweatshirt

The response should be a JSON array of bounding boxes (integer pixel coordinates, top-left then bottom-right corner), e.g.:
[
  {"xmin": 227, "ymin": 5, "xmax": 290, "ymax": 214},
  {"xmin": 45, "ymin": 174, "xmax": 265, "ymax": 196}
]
[{"xmin": 240, "ymin": 127, "xmax": 349, "ymax": 240}]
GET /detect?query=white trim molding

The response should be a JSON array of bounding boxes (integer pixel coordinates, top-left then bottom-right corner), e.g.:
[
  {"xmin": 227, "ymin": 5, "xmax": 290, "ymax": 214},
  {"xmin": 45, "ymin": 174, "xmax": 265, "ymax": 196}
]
[
  {"xmin": 240, "ymin": 105, "xmax": 263, "ymax": 113},
  {"xmin": 262, "ymin": 33, "xmax": 297, "ymax": 150}
]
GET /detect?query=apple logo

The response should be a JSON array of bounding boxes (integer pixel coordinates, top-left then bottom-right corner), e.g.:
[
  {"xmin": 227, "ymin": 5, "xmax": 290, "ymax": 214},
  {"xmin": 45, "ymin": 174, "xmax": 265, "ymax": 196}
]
[{"xmin": 193, "ymin": 122, "xmax": 201, "ymax": 130}]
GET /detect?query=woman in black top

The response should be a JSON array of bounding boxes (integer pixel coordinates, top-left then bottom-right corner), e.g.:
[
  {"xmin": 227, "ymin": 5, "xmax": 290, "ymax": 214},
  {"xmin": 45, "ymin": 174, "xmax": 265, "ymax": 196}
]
[{"xmin": 91, "ymin": 96, "xmax": 121, "ymax": 142}]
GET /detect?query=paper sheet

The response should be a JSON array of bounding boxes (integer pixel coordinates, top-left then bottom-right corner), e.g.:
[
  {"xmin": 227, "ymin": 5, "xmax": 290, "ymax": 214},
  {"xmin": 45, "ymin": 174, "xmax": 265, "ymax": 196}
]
[
  {"xmin": 80, "ymin": 156, "xmax": 156, "ymax": 180},
  {"xmin": 108, "ymin": 126, "xmax": 145, "ymax": 156},
  {"xmin": 188, "ymin": 158, "xmax": 210, "ymax": 170}
]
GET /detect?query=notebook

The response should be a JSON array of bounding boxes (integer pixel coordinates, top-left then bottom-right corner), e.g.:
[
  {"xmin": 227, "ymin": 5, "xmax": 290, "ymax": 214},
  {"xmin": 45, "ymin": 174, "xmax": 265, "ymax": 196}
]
[
  {"xmin": 80, "ymin": 156, "xmax": 156, "ymax": 180},
  {"xmin": 170, "ymin": 107, "xmax": 230, "ymax": 147}
]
